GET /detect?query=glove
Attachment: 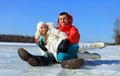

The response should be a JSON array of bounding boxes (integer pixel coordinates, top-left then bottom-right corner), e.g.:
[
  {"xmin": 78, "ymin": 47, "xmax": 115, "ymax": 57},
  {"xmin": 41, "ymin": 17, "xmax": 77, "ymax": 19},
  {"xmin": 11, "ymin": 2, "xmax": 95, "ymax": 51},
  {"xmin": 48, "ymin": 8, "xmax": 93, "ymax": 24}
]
[
  {"xmin": 38, "ymin": 41, "xmax": 47, "ymax": 52},
  {"xmin": 57, "ymin": 39, "xmax": 69, "ymax": 53}
]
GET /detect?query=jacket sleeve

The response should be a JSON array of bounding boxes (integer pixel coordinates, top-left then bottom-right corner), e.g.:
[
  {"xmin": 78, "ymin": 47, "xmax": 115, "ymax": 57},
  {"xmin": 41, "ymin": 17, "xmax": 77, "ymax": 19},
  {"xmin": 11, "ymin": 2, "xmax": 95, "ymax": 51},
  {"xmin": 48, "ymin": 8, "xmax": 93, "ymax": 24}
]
[
  {"xmin": 34, "ymin": 31, "xmax": 41, "ymax": 44},
  {"xmin": 48, "ymin": 28, "xmax": 67, "ymax": 39},
  {"xmin": 67, "ymin": 26, "xmax": 80, "ymax": 44}
]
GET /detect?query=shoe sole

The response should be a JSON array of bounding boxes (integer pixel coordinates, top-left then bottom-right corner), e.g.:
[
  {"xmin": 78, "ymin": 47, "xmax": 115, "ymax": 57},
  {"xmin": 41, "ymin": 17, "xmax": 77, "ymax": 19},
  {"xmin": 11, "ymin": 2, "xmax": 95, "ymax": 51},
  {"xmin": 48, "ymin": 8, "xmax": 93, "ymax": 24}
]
[{"xmin": 61, "ymin": 58, "xmax": 84, "ymax": 69}]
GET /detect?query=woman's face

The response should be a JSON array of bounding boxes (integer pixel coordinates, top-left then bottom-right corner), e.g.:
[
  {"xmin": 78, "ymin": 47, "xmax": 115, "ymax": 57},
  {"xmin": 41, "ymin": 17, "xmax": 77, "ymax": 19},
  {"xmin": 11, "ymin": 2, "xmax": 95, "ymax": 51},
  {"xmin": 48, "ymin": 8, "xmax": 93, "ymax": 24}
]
[
  {"xmin": 39, "ymin": 24, "xmax": 48, "ymax": 36},
  {"xmin": 58, "ymin": 14, "xmax": 69, "ymax": 27}
]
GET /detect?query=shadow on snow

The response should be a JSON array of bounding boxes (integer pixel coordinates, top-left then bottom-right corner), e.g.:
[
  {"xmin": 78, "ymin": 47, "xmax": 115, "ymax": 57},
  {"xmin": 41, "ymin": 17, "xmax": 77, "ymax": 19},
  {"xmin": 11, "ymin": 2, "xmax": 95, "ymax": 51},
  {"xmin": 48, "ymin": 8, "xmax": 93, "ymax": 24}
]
[{"xmin": 84, "ymin": 60, "xmax": 120, "ymax": 66}]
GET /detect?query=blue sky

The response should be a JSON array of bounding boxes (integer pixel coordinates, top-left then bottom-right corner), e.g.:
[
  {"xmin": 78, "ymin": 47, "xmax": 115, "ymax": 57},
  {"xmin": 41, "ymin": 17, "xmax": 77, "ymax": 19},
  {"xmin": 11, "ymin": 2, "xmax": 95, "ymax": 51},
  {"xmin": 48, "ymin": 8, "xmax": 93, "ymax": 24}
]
[{"xmin": 0, "ymin": 0, "xmax": 120, "ymax": 43}]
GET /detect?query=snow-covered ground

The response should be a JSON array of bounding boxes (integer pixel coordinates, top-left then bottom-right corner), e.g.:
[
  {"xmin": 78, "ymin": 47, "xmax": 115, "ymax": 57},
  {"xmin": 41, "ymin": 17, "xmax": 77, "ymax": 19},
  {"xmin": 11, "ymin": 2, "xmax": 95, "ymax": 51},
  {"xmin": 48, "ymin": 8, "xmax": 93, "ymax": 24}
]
[{"xmin": 0, "ymin": 42, "xmax": 120, "ymax": 76}]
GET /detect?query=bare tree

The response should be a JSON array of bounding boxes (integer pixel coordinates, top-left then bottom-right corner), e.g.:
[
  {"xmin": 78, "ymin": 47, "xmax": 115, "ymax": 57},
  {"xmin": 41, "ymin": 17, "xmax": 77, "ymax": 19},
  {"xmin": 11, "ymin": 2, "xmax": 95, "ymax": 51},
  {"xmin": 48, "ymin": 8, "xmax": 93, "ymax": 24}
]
[{"xmin": 114, "ymin": 18, "xmax": 120, "ymax": 45}]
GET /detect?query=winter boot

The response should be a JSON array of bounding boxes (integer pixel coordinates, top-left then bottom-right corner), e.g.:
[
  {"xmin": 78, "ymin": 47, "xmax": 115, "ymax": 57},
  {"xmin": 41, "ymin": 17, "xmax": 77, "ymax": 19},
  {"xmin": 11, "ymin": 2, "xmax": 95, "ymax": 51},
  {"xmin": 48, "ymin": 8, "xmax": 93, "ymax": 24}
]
[
  {"xmin": 18, "ymin": 48, "xmax": 39, "ymax": 66},
  {"xmin": 61, "ymin": 58, "xmax": 84, "ymax": 69},
  {"xmin": 77, "ymin": 52, "xmax": 101, "ymax": 59},
  {"xmin": 18, "ymin": 48, "xmax": 57, "ymax": 66},
  {"xmin": 79, "ymin": 42, "xmax": 106, "ymax": 53}
]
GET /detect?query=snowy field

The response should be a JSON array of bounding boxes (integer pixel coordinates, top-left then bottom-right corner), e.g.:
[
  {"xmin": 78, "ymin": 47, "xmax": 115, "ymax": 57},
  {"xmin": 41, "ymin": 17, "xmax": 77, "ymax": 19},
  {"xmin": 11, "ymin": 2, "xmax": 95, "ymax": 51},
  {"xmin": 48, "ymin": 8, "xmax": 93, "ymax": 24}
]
[{"xmin": 0, "ymin": 42, "xmax": 120, "ymax": 76}]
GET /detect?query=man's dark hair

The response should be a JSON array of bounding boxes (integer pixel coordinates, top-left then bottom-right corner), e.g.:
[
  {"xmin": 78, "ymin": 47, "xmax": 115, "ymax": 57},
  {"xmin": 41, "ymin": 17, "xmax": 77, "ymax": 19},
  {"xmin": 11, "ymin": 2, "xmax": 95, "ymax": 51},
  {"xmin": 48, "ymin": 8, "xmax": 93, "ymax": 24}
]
[{"xmin": 59, "ymin": 12, "xmax": 70, "ymax": 19}]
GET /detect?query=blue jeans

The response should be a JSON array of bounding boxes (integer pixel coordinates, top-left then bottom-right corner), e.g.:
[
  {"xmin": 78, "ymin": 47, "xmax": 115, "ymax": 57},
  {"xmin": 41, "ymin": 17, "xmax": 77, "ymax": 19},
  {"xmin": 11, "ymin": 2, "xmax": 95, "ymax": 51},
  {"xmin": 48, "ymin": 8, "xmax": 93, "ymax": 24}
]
[{"xmin": 57, "ymin": 44, "xmax": 79, "ymax": 62}]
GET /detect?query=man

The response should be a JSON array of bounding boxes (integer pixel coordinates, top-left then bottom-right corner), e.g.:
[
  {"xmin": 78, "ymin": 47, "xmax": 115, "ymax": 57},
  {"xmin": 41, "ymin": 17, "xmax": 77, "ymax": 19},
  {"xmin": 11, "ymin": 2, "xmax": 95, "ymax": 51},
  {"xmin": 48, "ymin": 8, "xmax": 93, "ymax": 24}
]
[{"xmin": 56, "ymin": 12, "xmax": 80, "ymax": 61}]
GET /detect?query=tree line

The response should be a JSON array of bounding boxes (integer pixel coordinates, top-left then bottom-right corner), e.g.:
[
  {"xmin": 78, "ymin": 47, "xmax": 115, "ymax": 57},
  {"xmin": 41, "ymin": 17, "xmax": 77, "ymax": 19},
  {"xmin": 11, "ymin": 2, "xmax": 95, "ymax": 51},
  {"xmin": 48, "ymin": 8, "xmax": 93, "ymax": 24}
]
[
  {"xmin": 0, "ymin": 18, "xmax": 120, "ymax": 45},
  {"xmin": 0, "ymin": 34, "xmax": 34, "ymax": 43}
]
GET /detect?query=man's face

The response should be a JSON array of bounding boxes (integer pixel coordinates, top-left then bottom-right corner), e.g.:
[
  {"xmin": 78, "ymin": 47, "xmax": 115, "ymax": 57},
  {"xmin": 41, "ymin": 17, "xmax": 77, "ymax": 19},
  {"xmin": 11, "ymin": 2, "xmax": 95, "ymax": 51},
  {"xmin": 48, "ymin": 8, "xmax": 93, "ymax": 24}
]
[{"xmin": 58, "ymin": 14, "xmax": 69, "ymax": 27}]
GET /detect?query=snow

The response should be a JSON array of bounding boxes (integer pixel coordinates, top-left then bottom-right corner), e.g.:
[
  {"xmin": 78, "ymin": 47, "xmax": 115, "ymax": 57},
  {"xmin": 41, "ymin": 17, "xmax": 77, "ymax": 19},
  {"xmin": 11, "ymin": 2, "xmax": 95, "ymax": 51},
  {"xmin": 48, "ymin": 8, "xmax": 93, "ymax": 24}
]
[{"xmin": 0, "ymin": 42, "xmax": 120, "ymax": 76}]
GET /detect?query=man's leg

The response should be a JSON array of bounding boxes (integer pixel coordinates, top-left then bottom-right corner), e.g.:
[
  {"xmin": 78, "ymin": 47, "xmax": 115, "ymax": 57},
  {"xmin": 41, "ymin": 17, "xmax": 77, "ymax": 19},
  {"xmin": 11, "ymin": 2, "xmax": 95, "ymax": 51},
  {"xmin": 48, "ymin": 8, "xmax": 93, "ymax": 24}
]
[
  {"xmin": 67, "ymin": 44, "xmax": 79, "ymax": 53},
  {"xmin": 57, "ymin": 52, "xmax": 77, "ymax": 62}
]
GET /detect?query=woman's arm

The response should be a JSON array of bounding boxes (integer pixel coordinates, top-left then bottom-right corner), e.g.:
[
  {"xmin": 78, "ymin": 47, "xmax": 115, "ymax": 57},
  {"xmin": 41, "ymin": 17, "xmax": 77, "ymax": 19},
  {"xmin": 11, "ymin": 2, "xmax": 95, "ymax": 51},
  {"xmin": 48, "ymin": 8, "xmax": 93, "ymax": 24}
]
[{"xmin": 48, "ymin": 28, "xmax": 67, "ymax": 39}]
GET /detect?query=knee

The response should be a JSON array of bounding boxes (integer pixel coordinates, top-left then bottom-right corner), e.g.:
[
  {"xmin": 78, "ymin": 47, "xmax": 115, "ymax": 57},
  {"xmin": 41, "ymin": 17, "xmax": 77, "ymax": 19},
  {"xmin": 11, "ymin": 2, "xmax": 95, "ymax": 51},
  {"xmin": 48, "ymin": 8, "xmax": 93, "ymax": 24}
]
[
  {"xmin": 57, "ymin": 53, "xmax": 77, "ymax": 62},
  {"xmin": 57, "ymin": 53, "xmax": 66, "ymax": 62},
  {"xmin": 68, "ymin": 44, "xmax": 79, "ymax": 53}
]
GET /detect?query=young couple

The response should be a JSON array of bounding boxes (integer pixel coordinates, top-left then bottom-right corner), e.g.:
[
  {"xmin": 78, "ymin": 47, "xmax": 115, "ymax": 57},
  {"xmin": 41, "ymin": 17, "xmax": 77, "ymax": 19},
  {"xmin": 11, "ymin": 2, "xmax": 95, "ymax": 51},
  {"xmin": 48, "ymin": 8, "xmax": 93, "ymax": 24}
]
[{"xmin": 18, "ymin": 12, "xmax": 105, "ymax": 69}]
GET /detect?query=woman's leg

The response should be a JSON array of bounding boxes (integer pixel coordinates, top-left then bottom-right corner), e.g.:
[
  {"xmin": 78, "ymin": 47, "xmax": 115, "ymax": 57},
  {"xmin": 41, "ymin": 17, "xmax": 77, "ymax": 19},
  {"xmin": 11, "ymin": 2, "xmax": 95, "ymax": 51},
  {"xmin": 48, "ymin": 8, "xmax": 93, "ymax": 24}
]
[
  {"xmin": 18, "ymin": 48, "xmax": 56, "ymax": 66},
  {"xmin": 79, "ymin": 42, "xmax": 106, "ymax": 53}
]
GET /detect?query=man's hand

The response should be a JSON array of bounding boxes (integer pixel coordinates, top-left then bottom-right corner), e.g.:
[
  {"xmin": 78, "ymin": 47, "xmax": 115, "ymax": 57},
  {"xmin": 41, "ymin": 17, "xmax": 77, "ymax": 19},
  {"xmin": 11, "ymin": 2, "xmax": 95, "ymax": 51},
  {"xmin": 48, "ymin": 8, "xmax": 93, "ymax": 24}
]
[{"xmin": 57, "ymin": 39, "xmax": 69, "ymax": 53}]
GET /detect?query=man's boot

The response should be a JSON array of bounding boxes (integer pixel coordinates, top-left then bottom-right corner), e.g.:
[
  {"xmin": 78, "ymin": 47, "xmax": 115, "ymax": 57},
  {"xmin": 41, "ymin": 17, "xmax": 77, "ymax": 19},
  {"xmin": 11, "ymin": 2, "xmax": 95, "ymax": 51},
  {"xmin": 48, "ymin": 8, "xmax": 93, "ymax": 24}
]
[{"xmin": 61, "ymin": 58, "xmax": 84, "ymax": 69}]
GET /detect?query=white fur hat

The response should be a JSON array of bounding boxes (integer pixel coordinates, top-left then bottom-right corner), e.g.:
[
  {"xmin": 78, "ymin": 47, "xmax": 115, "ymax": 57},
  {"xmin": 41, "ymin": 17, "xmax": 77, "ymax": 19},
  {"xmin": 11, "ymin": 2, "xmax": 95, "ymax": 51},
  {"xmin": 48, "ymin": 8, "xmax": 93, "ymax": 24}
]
[
  {"xmin": 37, "ymin": 22, "xmax": 45, "ymax": 31},
  {"xmin": 37, "ymin": 22, "xmax": 55, "ymax": 31},
  {"xmin": 46, "ymin": 22, "xmax": 55, "ymax": 28}
]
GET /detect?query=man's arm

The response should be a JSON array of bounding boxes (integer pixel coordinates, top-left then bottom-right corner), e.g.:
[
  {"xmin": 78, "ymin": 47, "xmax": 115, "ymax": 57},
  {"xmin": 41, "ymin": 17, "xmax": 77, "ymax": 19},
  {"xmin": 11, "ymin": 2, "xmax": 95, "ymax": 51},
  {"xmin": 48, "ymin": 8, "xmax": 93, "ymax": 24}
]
[{"xmin": 67, "ymin": 26, "xmax": 80, "ymax": 44}]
